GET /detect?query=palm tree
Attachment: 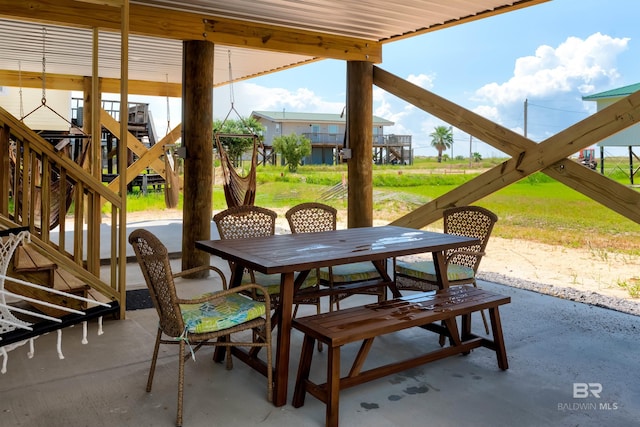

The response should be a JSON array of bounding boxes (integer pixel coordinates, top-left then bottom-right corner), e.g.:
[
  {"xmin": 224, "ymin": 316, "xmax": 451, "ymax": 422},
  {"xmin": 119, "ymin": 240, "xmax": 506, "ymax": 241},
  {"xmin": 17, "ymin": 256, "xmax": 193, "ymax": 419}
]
[{"xmin": 430, "ymin": 125, "xmax": 453, "ymax": 163}]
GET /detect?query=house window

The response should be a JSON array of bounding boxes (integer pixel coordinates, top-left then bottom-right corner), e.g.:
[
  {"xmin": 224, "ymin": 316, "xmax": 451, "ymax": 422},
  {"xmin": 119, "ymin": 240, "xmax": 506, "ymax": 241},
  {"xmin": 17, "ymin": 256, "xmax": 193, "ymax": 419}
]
[
  {"xmin": 309, "ymin": 124, "xmax": 321, "ymax": 143},
  {"xmin": 373, "ymin": 126, "xmax": 383, "ymax": 144}
]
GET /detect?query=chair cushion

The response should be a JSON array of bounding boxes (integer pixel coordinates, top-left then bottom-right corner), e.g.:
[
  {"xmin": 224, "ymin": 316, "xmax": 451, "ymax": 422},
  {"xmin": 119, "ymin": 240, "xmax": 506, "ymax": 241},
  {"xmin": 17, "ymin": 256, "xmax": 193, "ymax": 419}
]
[
  {"xmin": 242, "ymin": 272, "xmax": 281, "ymax": 295},
  {"xmin": 318, "ymin": 261, "xmax": 380, "ymax": 283},
  {"xmin": 180, "ymin": 293, "xmax": 266, "ymax": 334},
  {"xmin": 242, "ymin": 271, "xmax": 318, "ymax": 296},
  {"xmin": 395, "ymin": 260, "xmax": 474, "ymax": 282}
]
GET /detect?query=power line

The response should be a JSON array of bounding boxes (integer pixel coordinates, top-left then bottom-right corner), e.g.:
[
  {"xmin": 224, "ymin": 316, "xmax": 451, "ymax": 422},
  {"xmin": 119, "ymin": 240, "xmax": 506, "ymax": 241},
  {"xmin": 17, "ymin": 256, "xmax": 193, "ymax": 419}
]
[{"xmin": 526, "ymin": 102, "xmax": 589, "ymax": 115}]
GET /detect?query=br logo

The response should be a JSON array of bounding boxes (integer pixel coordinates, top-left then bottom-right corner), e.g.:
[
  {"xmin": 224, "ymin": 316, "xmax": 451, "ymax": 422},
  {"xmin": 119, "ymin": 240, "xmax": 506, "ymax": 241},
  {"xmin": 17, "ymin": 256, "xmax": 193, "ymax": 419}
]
[{"xmin": 573, "ymin": 383, "xmax": 602, "ymax": 398}]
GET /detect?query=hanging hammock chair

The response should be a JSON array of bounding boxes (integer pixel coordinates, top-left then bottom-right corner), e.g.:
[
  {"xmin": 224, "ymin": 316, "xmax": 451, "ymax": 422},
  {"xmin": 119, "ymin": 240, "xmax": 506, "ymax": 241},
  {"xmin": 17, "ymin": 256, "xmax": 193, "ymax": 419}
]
[
  {"xmin": 164, "ymin": 145, "xmax": 180, "ymax": 209},
  {"xmin": 214, "ymin": 133, "xmax": 259, "ymax": 208},
  {"xmin": 162, "ymin": 74, "xmax": 181, "ymax": 209},
  {"xmin": 213, "ymin": 50, "xmax": 261, "ymax": 209},
  {"xmin": 9, "ymin": 137, "xmax": 90, "ymax": 231},
  {"xmin": 0, "ymin": 227, "xmax": 115, "ymax": 373}
]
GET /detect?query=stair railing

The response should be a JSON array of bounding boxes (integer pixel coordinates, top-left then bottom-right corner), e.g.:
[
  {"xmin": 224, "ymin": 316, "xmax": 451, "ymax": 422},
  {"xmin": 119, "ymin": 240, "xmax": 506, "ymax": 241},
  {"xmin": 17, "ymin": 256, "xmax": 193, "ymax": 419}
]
[{"xmin": 0, "ymin": 106, "xmax": 125, "ymax": 317}]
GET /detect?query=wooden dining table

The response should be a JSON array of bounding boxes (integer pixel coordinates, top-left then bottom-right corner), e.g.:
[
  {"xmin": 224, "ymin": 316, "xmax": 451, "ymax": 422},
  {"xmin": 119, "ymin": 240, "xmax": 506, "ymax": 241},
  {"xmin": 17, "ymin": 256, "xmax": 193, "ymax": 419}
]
[{"xmin": 196, "ymin": 225, "xmax": 479, "ymax": 407}]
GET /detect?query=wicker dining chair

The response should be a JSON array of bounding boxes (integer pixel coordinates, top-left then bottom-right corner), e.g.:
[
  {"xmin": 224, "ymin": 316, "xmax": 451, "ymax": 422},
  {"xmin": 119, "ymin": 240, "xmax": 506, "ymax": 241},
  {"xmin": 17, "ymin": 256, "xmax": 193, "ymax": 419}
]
[
  {"xmin": 213, "ymin": 205, "xmax": 321, "ymax": 316},
  {"xmin": 394, "ymin": 205, "xmax": 498, "ymax": 334},
  {"xmin": 129, "ymin": 229, "xmax": 272, "ymax": 427},
  {"xmin": 285, "ymin": 202, "xmax": 386, "ymax": 311}
]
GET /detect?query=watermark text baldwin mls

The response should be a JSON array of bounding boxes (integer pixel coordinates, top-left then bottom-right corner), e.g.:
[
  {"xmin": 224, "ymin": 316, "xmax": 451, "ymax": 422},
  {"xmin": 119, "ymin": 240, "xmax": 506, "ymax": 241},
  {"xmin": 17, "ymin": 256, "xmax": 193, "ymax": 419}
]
[{"xmin": 557, "ymin": 383, "xmax": 618, "ymax": 412}]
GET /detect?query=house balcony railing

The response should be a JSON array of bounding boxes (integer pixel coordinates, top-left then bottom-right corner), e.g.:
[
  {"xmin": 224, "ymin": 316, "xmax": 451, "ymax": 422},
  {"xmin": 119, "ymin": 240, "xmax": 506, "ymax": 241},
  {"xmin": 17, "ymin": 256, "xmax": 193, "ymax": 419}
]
[
  {"xmin": 301, "ymin": 132, "xmax": 412, "ymax": 146},
  {"xmin": 383, "ymin": 134, "xmax": 412, "ymax": 145},
  {"xmin": 301, "ymin": 132, "xmax": 343, "ymax": 145}
]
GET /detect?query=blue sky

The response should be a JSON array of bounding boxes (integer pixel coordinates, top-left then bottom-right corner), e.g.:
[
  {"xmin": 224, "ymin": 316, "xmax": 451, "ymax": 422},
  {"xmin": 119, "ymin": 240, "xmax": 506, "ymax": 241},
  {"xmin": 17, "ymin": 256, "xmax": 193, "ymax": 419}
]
[{"xmin": 147, "ymin": 0, "xmax": 639, "ymax": 158}]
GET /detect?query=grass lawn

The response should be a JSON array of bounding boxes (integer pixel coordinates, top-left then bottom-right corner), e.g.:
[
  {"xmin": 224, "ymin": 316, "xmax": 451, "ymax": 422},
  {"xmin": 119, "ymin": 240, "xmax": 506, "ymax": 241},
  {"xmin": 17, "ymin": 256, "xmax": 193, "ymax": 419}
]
[{"xmin": 122, "ymin": 157, "xmax": 640, "ymax": 257}]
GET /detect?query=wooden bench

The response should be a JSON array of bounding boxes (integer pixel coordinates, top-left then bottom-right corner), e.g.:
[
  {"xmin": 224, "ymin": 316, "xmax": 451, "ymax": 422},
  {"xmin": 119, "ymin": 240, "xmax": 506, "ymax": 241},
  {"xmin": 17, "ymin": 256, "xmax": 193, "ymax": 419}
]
[{"xmin": 291, "ymin": 286, "xmax": 510, "ymax": 427}]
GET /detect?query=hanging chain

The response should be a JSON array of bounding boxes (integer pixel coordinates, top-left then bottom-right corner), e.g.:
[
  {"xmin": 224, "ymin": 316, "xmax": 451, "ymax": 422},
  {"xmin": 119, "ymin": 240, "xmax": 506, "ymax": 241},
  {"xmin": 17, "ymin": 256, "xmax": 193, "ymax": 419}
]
[
  {"xmin": 41, "ymin": 27, "xmax": 47, "ymax": 105},
  {"xmin": 165, "ymin": 73, "xmax": 171, "ymax": 135},
  {"xmin": 20, "ymin": 26, "xmax": 83, "ymax": 133},
  {"xmin": 228, "ymin": 50, "xmax": 235, "ymax": 108},
  {"xmin": 18, "ymin": 60, "xmax": 24, "ymax": 118},
  {"xmin": 219, "ymin": 49, "xmax": 255, "ymax": 137}
]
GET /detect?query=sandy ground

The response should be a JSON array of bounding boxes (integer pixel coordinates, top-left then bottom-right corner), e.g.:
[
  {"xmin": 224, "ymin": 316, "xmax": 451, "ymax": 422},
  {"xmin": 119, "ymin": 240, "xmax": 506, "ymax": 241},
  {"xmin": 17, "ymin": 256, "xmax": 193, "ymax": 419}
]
[
  {"xmin": 125, "ymin": 208, "xmax": 640, "ymax": 305},
  {"xmin": 478, "ymin": 236, "xmax": 638, "ymax": 300}
]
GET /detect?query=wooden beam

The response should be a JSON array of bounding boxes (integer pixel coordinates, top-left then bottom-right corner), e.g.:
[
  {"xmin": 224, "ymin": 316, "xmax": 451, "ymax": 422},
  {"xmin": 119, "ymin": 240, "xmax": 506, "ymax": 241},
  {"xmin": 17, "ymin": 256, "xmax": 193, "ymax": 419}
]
[
  {"xmin": 0, "ymin": 70, "xmax": 86, "ymax": 92},
  {"xmin": 0, "ymin": 0, "xmax": 118, "ymax": 27},
  {"xmin": 543, "ymin": 159, "xmax": 640, "ymax": 222},
  {"xmin": 76, "ymin": 0, "xmax": 123, "ymax": 6},
  {"xmin": 99, "ymin": 109, "xmax": 167, "ymax": 179},
  {"xmin": 373, "ymin": 66, "xmax": 640, "ymax": 226},
  {"xmin": 101, "ymin": 77, "xmax": 182, "ymax": 97},
  {"xmin": 201, "ymin": 19, "xmax": 380, "ymax": 62},
  {"xmin": 104, "ymin": 124, "xmax": 181, "ymax": 193},
  {"xmin": 347, "ymin": 61, "xmax": 374, "ymax": 228},
  {"xmin": 0, "ymin": 123, "xmax": 9, "ymax": 215},
  {"xmin": 373, "ymin": 66, "xmax": 530, "ymax": 156},
  {"xmin": 0, "ymin": 0, "xmax": 381, "ymax": 62},
  {"xmin": 88, "ymin": 27, "xmax": 102, "ymax": 276},
  {"xmin": 181, "ymin": 40, "xmax": 213, "ymax": 277},
  {"xmin": 0, "ymin": 70, "xmax": 182, "ymax": 97},
  {"xmin": 117, "ymin": 0, "xmax": 129, "ymax": 321}
]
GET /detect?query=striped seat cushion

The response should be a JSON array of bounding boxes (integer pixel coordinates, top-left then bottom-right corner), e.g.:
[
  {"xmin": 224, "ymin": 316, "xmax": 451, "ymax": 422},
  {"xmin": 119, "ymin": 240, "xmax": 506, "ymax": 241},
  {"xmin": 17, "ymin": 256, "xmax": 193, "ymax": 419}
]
[
  {"xmin": 180, "ymin": 292, "xmax": 266, "ymax": 334},
  {"xmin": 395, "ymin": 260, "xmax": 474, "ymax": 282},
  {"xmin": 318, "ymin": 261, "xmax": 380, "ymax": 283}
]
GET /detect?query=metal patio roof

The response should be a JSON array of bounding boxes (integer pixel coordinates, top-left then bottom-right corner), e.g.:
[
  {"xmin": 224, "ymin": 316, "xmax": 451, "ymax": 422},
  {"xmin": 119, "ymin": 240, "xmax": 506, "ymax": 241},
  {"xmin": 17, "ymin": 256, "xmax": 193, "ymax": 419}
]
[{"xmin": 0, "ymin": 0, "xmax": 548, "ymax": 90}]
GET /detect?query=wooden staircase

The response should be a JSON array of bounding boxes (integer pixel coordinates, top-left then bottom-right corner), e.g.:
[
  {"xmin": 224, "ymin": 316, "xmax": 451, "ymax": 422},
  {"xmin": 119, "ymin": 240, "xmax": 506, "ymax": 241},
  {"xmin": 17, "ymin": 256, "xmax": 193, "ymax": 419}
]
[
  {"xmin": 2, "ymin": 105, "xmax": 125, "ymax": 319},
  {"xmin": 5, "ymin": 242, "xmax": 91, "ymax": 317}
]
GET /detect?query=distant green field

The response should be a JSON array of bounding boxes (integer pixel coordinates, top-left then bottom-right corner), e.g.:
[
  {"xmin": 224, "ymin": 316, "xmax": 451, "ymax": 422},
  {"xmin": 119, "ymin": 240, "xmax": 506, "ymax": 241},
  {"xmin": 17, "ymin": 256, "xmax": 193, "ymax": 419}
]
[{"xmin": 124, "ymin": 157, "xmax": 640, "ymax": 256}]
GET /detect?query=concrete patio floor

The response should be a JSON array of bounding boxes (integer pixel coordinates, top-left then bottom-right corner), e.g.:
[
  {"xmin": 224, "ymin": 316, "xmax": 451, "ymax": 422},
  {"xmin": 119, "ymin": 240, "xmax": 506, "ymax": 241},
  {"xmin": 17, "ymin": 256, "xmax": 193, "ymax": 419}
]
[{"xmin": 1, "ymin": 220, "xmax": 639, "ymax": 427}]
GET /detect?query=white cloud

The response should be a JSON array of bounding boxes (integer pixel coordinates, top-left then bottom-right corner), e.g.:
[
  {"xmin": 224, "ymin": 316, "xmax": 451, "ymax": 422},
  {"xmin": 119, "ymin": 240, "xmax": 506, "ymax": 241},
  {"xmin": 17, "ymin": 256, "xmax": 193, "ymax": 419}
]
[
  {"xmin": 214, "ymin": 82, "xmax": 343, "ymax": 118},
  {"xmin": 472, "ymin": 105, "xmax": 501, "ymax": 124},
  {"xmin": 474, "ymin": 33, "xmax": 629, "ymax": 106},
  {"xmin": 373, "ymin": 74, "xmax": 436, "ymax": 139},
  {"xmin": 373, "ymin": 87, "xmax": 411, "ymax": 128},
  {"xmin": 406, "ymin": 73, "xmax": 435, "ymax": 89}
]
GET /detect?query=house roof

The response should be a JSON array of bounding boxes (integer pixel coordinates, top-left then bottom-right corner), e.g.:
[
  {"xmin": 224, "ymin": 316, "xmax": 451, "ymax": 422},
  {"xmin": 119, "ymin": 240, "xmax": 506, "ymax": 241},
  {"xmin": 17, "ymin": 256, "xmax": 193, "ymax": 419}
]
[
  {"xmin": 251, "ymin": 111, "xmax": 394, "ymax": 126},
  {"xmin": 0, "ymin": 0, "xmax": 549, "ymax": 92},
  {"xmin": 582, "ymin": 82, "xmax": 640, "ymax": 101}
]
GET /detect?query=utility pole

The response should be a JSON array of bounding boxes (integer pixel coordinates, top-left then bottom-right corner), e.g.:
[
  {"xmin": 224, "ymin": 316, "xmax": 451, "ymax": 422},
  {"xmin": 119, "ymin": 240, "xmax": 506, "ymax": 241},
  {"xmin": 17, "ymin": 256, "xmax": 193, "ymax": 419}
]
[
  {"xmin": 449, "ymin": 126, "xmax": 453, "ymax": 159},
  {"xmin": 524, "ymin": 98, "xmax": 528, "ymax": 138},
  {"xmin": 469, "ymin": 134, "xmax": 473, "ymax": 167}
]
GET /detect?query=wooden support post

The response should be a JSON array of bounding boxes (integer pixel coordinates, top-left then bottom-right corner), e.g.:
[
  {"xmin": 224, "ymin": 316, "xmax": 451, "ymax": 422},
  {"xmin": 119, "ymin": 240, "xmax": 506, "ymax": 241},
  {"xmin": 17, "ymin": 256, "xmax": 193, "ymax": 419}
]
[
  {"xmin": 181, "ymin": 40, "xmax": 214, "ymax": 277},
  {"xmin": 629, "ymin": 146, "xmax": 635, "ymax": 186},
  {"xmin": 89, "ymin": 28, "xmax": 103, "ymax": 275},
  {"xmin": 82, "ymin": 77, "xmax": 93, "ymax": 152},
  {"xmin": 0, "ymin": 124, "xmax": 8, "ymax": 215},
  {"xmin": 346, "ymin": 61, "xmax": 373, "ymax": 228}
]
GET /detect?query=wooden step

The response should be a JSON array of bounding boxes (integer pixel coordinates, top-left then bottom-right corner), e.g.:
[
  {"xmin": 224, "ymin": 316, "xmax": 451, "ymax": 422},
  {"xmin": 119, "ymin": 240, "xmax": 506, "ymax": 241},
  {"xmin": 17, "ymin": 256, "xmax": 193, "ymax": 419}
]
[
  {"xmin": 5, "ymin": 244, "xmax": 90, "ymax": 318},
  {"xmin": 87, "ymin": 288, "xmax": 114, "ymax": 307},
  {"xmin": 11, "ymin": 244, "xmax": 57, "ymax": 288},
  {"xmin": 12, "ymin": 244, "xmax": 57, "ymax": 272}
]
